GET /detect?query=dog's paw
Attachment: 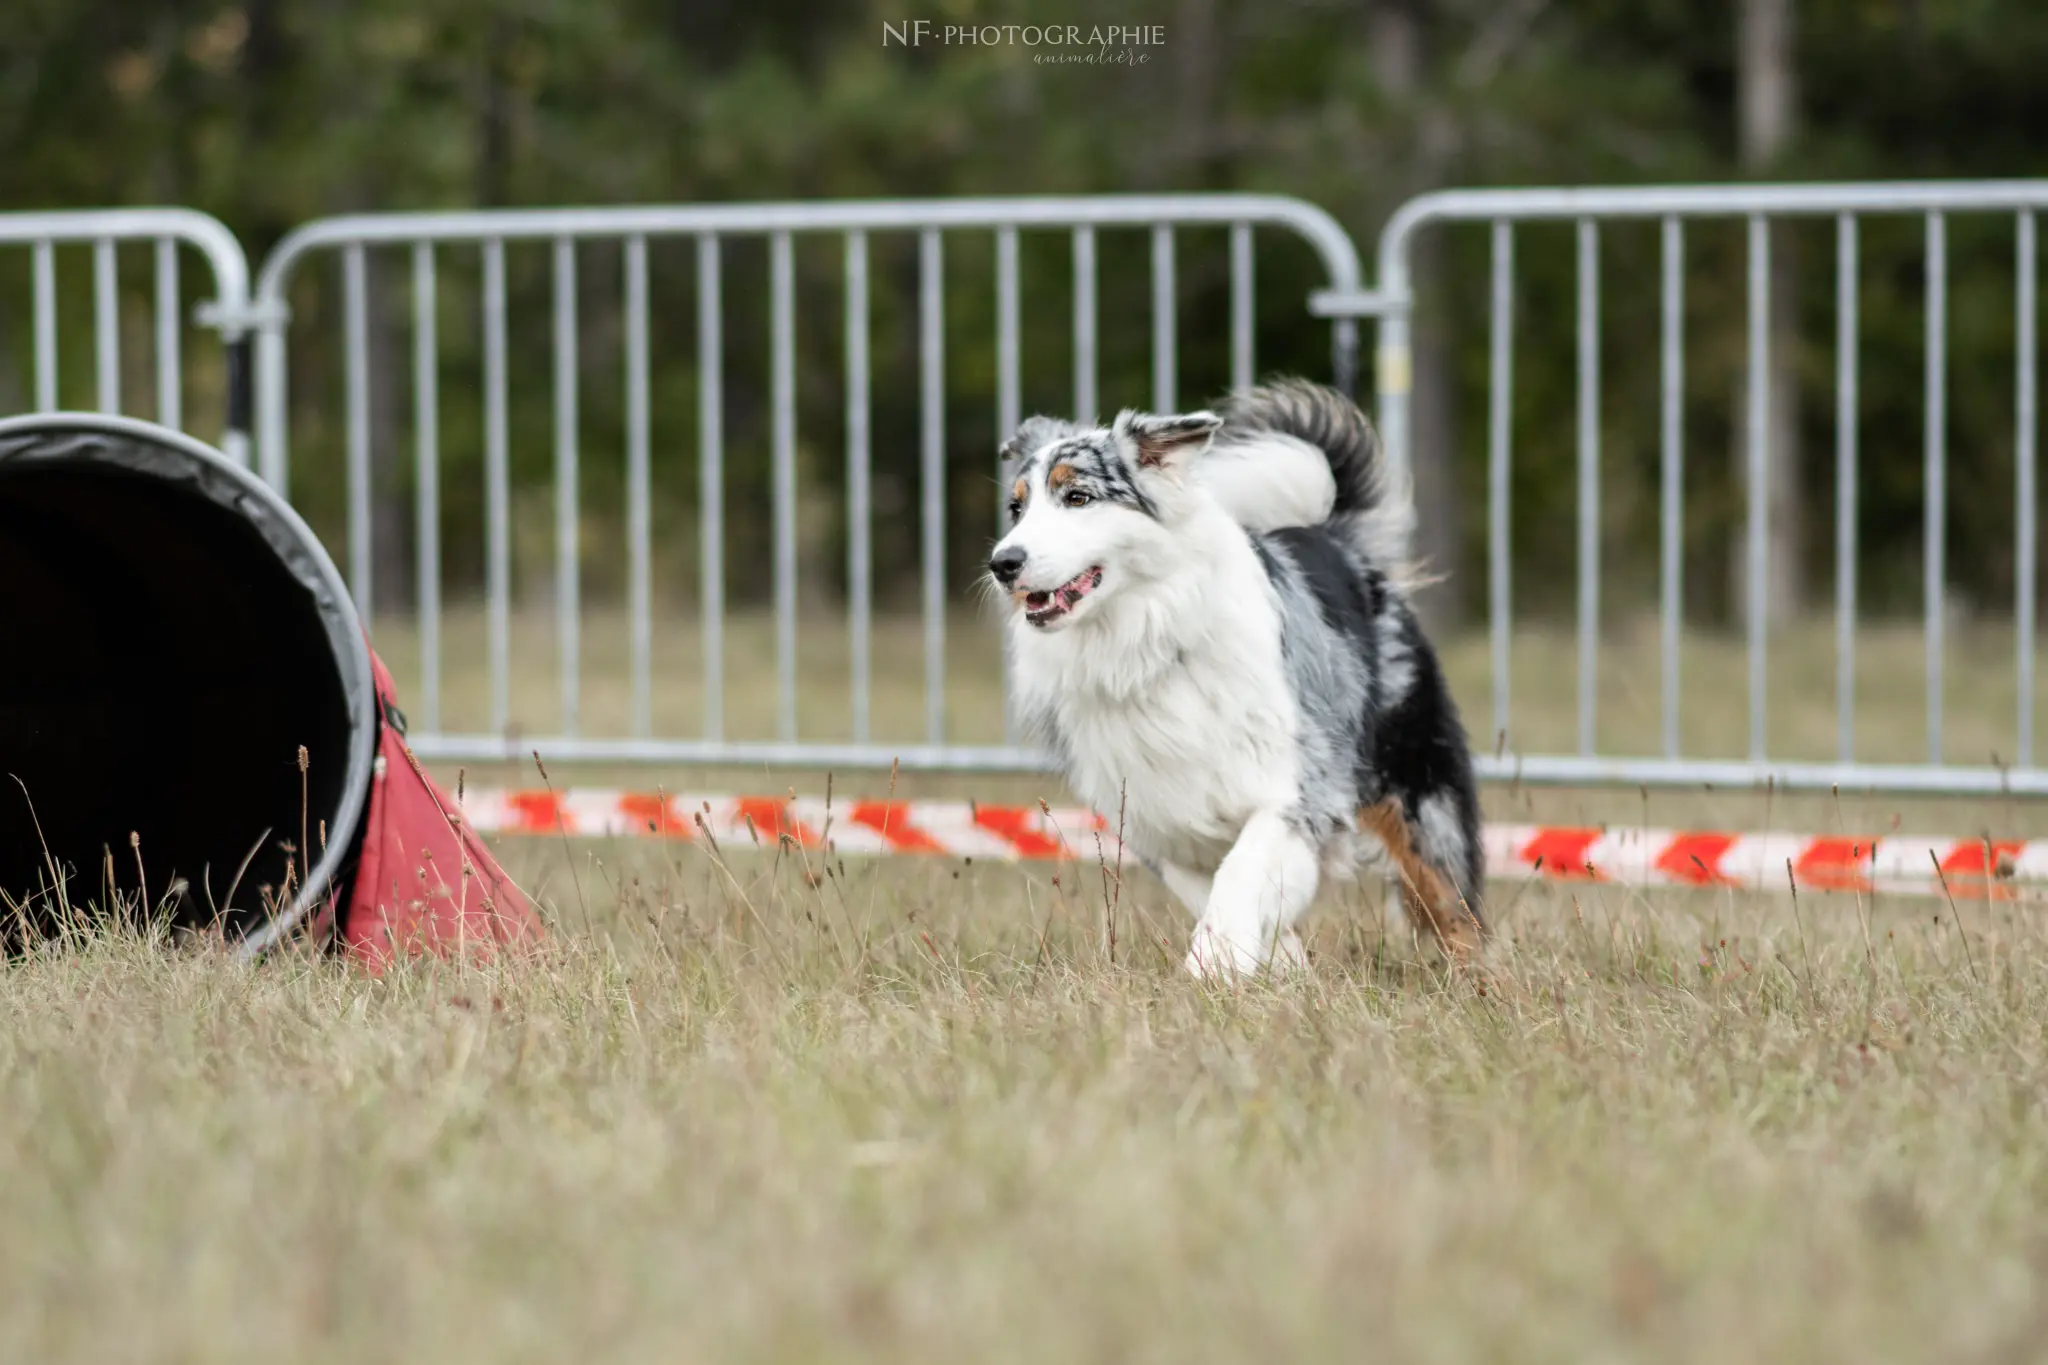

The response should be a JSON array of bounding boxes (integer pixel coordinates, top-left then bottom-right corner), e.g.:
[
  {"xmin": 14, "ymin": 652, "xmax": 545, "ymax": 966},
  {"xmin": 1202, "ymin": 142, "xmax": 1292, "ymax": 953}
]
[{"xmin": 1184, "ymin": 922, "xmax": 1306, "ymax": 980}]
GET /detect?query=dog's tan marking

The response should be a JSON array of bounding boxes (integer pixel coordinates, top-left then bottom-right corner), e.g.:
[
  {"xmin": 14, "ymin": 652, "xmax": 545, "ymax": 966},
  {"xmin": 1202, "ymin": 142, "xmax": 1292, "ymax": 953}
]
[
  {"xmin": 1012, "ymin": 477, "xmax": 1028, "ymax": 505},
  {"xmin": 1046, "ymin": 462, "xmax": 1076, "ymax": 490},
  {"xmin": 1358, "ymin": 798, "xmax": 1483, "ymax": 961}
]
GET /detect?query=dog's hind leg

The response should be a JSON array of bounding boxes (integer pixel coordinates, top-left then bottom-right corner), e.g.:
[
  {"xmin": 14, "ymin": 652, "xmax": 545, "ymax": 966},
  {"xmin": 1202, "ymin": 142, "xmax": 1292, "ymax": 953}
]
[
  {"xmin": 1357, "ymin": 798, "xmax": 1484, "ymax": 961},
  {"xmin": 1185, "ymin": 812, "xmax": 1318, "ymax": 978}
]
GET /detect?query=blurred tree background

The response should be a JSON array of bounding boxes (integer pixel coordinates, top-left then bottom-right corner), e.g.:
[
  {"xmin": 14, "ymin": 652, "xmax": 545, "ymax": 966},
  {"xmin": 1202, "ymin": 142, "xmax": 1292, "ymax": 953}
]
[{"xmin": 5, "ymin": 0, "xmax": 2048, "ymax": 631}]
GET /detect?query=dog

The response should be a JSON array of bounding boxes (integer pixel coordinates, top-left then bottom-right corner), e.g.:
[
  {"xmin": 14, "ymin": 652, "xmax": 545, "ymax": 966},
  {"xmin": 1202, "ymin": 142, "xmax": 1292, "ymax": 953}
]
[{"xmin": 988, "ymin": 379, "xmax": 1485, "ymax": 977}]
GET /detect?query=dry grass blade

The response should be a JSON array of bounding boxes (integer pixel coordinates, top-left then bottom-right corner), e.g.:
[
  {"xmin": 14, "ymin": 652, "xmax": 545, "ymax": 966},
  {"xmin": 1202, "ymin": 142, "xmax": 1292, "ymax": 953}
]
[{"xmin": 6, "ymin": 611, "xmax": 2048, "ymax": 1359}]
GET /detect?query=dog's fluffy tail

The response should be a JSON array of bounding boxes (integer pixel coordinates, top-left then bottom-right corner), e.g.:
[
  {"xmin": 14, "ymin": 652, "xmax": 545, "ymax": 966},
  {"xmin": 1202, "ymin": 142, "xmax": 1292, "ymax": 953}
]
[{"xmin": 1206, "ymin": 378, "xmax": 1419, "ymax": 584}]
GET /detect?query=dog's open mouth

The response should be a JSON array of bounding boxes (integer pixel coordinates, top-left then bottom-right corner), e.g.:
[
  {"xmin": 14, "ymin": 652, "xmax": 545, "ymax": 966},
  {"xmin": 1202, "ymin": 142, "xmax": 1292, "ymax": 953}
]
[{"xmin": 1021, "ymin": 566, "xmax": 1103, "ymax": 627}]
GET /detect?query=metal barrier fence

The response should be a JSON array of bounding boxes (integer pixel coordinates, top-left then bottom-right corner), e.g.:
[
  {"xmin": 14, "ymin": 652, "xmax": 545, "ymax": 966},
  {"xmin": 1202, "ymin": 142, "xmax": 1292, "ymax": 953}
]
[
  {"xmin": 0, "ymin": 209, "xmax": 253, "ymax": 464},
  {"xmin": 11, "ymin": 188, "xmax": 2039, "ymax": 798},
  {"xmin": 1314, "ymin": 180, "xmax": 2048, "ymax": 796},
  {"xmin": 248, "ymin": 195, "xmax": 1365, "ymax": 770}
]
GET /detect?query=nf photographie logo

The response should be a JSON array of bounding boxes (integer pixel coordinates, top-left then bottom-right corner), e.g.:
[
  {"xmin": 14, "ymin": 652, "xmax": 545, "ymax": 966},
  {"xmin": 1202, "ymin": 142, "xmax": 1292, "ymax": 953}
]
[{"xmin": 882, "ymin": 20, "xmax": 1165, "ymax": 65}]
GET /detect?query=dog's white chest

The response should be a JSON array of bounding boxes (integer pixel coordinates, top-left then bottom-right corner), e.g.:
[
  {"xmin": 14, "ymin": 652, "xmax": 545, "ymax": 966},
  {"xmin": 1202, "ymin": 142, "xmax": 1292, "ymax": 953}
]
[{"xmin": 1030, "ymin": 638, "xmax": 1300, "ymax": 871}]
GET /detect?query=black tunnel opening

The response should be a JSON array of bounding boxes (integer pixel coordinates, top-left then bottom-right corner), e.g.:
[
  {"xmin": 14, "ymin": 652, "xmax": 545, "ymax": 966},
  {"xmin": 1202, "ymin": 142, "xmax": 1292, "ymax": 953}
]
[{"xmin": 0, "ymin": 417, "xmax": 373, "ymax": 949}]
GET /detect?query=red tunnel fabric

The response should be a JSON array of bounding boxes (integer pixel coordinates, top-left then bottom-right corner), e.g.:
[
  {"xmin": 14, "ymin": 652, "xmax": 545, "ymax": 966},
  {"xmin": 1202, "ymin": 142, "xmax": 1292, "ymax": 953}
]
[{"xmin": 334, "ymin": 649, "xmax": 543, "ymax": 970}]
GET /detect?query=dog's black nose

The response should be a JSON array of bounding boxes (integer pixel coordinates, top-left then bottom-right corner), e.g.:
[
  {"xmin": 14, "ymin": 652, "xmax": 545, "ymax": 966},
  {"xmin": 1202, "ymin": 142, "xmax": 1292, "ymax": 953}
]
[{"xmin": 989, "ymin": 546, "xmax": 1027, "ymax": 587}]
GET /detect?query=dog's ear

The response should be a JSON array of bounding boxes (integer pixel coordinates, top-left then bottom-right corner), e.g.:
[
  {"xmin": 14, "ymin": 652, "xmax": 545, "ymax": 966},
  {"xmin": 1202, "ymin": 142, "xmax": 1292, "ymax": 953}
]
[
  {"xmin": 1117, "ymin": 410, "xmax": 1222, "ymax": 470},
  {"xmin": 1001, "ymin": 415, "xmax": 1081, "ymax": 468}
]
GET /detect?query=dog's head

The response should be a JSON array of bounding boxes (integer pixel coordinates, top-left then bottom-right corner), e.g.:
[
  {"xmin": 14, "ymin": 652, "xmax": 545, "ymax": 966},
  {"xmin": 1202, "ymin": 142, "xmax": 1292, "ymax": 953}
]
[{"xmin": 987, "ymin": 408, "xmax": 1221, "ymax": 632}]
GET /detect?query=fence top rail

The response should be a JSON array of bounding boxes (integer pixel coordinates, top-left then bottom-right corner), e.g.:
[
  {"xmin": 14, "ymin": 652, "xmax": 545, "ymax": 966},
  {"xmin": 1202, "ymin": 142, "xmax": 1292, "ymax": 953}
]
[
  {"xmin": 251, "ymin": 193, "xmax": 1364, "ymax": 305},
  {"xmin": 1375, "ymin": 177, "xmax": 2048, "ymax": 300},
  {"xmin": 0, "ymin": 206, "xmax": 249, "ymax": 303}
]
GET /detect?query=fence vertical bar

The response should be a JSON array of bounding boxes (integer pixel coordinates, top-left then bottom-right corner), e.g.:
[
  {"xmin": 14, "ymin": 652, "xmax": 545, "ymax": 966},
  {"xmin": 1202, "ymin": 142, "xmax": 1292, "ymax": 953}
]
[
  {"xmin": 32, "ymin": 242, "xmax": 56, "ymax": 411},
  {"xmin": 93, "ymin": 240, "xmax": 123, "ymax": 415},
  {"xmin": 1835, "ymin": 215, "xmax": 1860, "ymax": 763},
  {"xmin": 1487, "ymin": 220, "xmax": 1514, "ymax": 751},
  {"xmin": 996, "ymin": 225, "xmax": 1021, "ymax": 741},
  {"xmin": 343, "ymin": 244, "xmax": 371, "ymax": 616},
  {"xmin": 771, "ymin": 230, "xmax": 798, "ymax": 742},
  {"xmin": 256, "ymin": 297, "xmax": 286, "ymax": 493},
  {"xmin": 154, "ymin": 238, "xmax": 180, "ymax": 429},
  {"xmin": 624, "ymin": 234, "xmax": 652, "ymax": 739},
  {"xmin": 93, "ymin": 239, "xmax": 119, "ymax": 413},
  {"xmin": 1925, "ymin": 212, "xmax": 1947, "ymax": 763},
  {"xmin": 1230, "ymin": 223, "xmax": 1254, "ymax": 393},
  {"xmin": 697, "ymin": 234, "xmax": 725, "ymax": 741},
  {"xmin": 1152, "ymin": 224, "xmax": 1175, "ymax": 411},
  {"xmin": 2019, "ymin": 211, "xmax": 2038, "ymax": 768},
  {"xmin": 1659, "ymin": 217, "xmax": 1685, "ymax": 759},
  {"xmin": 1575, "ymin": 219, "xmax": 1600, "ymax": 757},
  {"xmin": 483, "ymin": 238, "xmax": 512, "ymax": 738},
  {"xmin": 1073, "ymin": 226, "xmax": 1097, "ymax": 420},
  {"xmin": 412, "ymin": 243, "xmax": 441, "ymax": 734},
  {"xmin": 997, "ymin": 227, "xmax": 1021, "ymax": 454},
  {"xmin": 846, "ymin": 230, "xmax": 873, "ymax": 744},
  {"xmin": 553, "ymin": 237, "xmax": 581, "ymax": 735},
  {"xmin": 921, "ymin": 228, "xmax": 947, "ymax": 745},
  {"xmin": 1745, "ymin": 215, "xmax": 1770, "ymax": 764}
]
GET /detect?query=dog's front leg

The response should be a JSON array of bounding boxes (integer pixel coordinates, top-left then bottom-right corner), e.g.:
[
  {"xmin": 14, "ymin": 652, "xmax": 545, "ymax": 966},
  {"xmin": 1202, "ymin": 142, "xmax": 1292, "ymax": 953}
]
[{"xmin": 1185, "ymin": 811, "xmax": 1318, "ymax": 978}]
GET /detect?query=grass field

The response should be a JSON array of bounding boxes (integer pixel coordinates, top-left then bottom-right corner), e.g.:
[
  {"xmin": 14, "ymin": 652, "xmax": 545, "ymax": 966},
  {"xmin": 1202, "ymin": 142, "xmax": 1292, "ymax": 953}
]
[{"xmin": 6, "ymin": 609, "xmax": 2048, "ymax": 1361}]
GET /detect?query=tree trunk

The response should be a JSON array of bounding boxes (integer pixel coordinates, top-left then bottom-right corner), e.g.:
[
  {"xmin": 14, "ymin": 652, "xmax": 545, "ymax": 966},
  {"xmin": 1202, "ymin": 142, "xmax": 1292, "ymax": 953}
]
[
  {"xmin": 1734, "ymin": 0, "xmax": 1803, "ymax": 628},
  {"xmin": 1370, "ymin": 0, "xmax": 1464, "ymax": 627},
  {"xmin": 1170, "ymin": 0, "xmax": 1221, "ymax": 184},
  {"xmin": 368, "ymin": 252, "xmax": 413, "ymax": 617},
  {"xmin": 1407, "ymin": 230, "xmax": 1460, "ymax": 625},
  {"xmin": 478, "ymin": 17, "xmax": 513, "ymax": 210}
]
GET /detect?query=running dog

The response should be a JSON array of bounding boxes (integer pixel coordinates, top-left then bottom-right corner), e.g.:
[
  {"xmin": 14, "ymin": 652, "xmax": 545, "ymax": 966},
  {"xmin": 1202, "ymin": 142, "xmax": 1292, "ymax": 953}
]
[{"xmin": 988, "ymin": 379, "xmax": 1485, "ymax": 976}]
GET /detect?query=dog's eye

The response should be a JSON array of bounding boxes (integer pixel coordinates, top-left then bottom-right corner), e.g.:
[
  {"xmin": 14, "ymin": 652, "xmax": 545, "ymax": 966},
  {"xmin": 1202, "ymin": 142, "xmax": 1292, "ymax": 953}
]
[
  {"xmin": 1006, "ymin": 499, "xmax": 1023, "ymax": 523},
  {"xmin": 1063, "ymin": 490, "xmax": 1092, "ymax": 508}
]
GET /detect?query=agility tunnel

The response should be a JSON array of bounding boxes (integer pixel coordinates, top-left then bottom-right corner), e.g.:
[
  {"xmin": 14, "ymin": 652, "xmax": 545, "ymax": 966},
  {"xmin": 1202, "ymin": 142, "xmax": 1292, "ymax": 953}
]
[{"xmin": 0, "ymin": 413, "xmax": 536, "ymax": 964}]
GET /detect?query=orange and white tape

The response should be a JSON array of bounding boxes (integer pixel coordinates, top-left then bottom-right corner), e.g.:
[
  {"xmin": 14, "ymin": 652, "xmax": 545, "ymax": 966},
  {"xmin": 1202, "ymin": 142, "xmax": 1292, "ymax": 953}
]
[
  {"xmin": 459, "ymin": 789, "xmax": 1113, "ymax": 862},
  {"xmin": 459, "ymin": 789, "xmax": 2043, "ymax": 900}
]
